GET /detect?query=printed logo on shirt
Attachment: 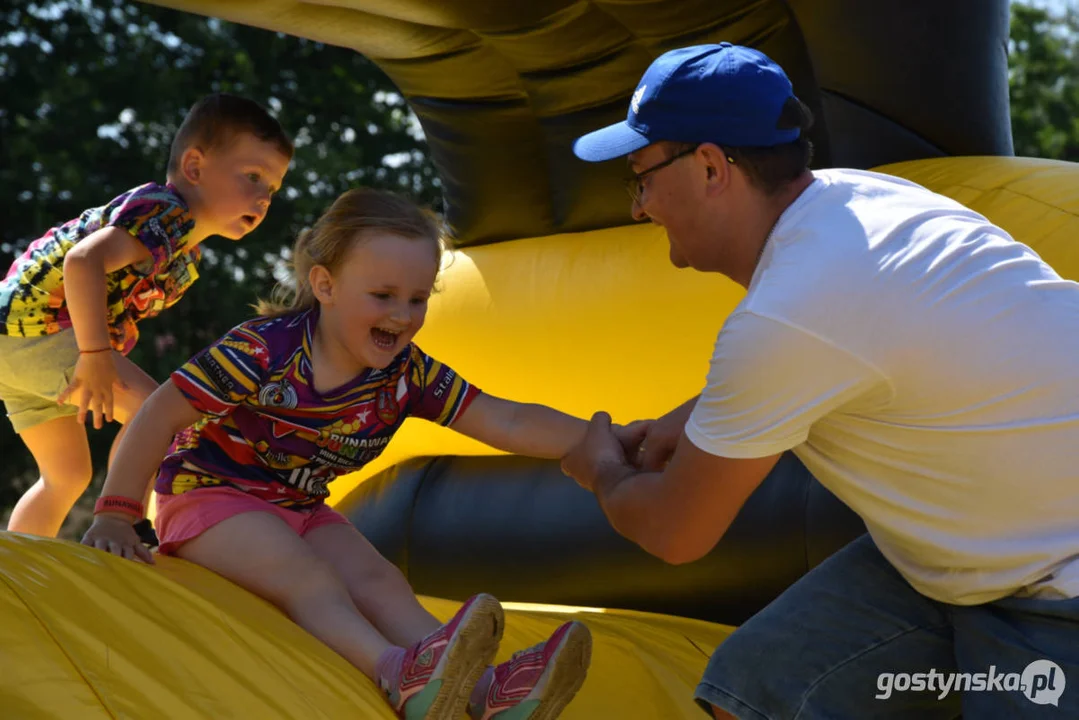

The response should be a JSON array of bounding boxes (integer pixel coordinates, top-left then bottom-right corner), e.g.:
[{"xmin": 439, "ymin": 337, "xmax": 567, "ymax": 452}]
[
  {"xmin": 432, "ymin": 368, "xmax": 455, "ymax": 399},
  {"xmin": 259, "ymin": 378, "xmax": 298, "ymax": 409},
  {"xmin": 376, "ymin": 385, "xmax": 400, "ymax": 425},
  {"xmin": 195, "ymin": 354, "xmax": 236, "ymax": 396},
  {"xmin": 254, "ymin": 441, "xmax": 292, "ymax": 468},
  {"xmin": 314, "ymin": 434, "xmax": 390, "ymax": 467},
  {"xmin": 284, "ymin": 467, "xmax": 330, "ymax": 496}
]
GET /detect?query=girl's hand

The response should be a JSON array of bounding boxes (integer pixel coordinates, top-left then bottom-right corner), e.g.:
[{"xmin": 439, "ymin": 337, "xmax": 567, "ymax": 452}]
[
  {"xmin": 58, "ymin": 351, "xmax": 130, "ymax": 429},
  {"xmin": 81, "ymin": 514, "xmax": 155, "ymax": 564}
]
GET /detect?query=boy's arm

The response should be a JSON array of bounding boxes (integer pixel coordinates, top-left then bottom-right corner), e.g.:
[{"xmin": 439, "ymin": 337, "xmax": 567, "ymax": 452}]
[
  {"xmin": 59, "ymin": 227, "xmax": 153, "ymax": 427},
  {"xmin": 450, "ymin": 394, "xmax": 588, "ymax": 459},
  {"xmin": 63, "ymin": 226, "xmax": 153, "ymax": 352}
]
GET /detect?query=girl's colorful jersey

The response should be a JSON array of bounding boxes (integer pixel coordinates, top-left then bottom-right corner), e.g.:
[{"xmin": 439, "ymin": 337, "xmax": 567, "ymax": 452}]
[
  {"xmin": 161, "ymin": 310, "xmax": 480, "ymax": 507},
  {"xmin": 0, "ymin": 182, "xmax": 199, "ymax": 354}
]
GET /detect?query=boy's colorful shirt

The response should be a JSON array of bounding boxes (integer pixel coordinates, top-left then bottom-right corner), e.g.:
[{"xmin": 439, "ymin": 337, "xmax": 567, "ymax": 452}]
[
  {"xmin": 161, "ymin": 310, "xmax": 481, "ymax": 507},
  {"xmin": 0, "ymin": 182, "xmax": 199, "ymax": 354}
]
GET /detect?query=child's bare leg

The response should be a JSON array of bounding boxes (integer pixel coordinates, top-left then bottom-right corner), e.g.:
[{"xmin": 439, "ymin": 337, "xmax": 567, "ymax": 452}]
[
  {"xmin": 7, "ymin": 415, "xmax": 93, "ymax": 537},
  {"xmin": 305, "ymin": 522, "xmax": 591, "ymax": 720},
  {"xmin": 174, "ymin": 511, "xmax": 392, "ymax": 677},
  {"xmin": 303, "ymin": 522, "xmax": 441, "ymax": 647}
]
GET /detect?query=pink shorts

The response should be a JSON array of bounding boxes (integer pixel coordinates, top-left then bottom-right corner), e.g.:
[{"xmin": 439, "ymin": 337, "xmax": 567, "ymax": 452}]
[{"xmin": 155, "ymin": 486, "xmax": 351, "ymax": 556}]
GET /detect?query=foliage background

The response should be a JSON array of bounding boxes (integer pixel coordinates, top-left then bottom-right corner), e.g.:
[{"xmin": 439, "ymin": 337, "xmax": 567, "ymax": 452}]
[{"xmin": 1, "ymin": 0, "xmax": 1077, "ymax": 537}]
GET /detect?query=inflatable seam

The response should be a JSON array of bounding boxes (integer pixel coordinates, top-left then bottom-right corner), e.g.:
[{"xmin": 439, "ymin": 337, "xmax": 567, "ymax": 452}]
[
  {"xmin": 819, "ymin": 87, "xmax": 947, "ymax": 156},
  {"xmin": 682, "ymin": 633, "xmax": 713, "ymax": 660},
  {"xmin": 947, "ymin": 183, "xmax": 1079, "ymax": 219}
]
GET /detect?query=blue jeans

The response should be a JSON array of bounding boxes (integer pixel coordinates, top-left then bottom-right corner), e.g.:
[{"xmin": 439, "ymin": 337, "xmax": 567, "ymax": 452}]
[{"xmin": 696, "ymin": 534, "xmax": 1079, "ymax": 719}]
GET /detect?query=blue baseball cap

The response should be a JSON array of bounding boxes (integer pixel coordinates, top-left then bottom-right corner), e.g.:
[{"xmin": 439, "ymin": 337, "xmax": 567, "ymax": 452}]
[{"xmin": 573, "ymin": 43, "xmax": 800, "ymax": 162}]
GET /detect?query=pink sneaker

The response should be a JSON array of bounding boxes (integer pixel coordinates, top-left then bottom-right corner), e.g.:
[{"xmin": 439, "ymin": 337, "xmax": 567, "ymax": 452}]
[
  {"xmin": 381, "ymin": 593, "xmax": 505, "ymax": 720},
  {"xmin": 469, "ymin": 621, "xmax": 592, "ymax": 720}
]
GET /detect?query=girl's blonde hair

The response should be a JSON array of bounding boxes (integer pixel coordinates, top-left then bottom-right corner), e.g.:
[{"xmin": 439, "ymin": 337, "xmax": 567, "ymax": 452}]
[{"xmin": 255, "ymin": 187, "xmax": 446, "ymax": 318}]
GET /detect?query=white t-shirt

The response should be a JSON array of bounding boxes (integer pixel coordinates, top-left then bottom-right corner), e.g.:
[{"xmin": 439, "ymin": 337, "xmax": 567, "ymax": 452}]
[{"xmin": 686, "ymin": 168, "xmax": 1079, "ymax": 605}]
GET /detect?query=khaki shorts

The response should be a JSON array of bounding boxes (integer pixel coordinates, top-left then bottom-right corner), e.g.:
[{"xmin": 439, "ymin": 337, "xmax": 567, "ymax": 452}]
[{"xmin": 0, "ymin": 330, "xmax": 81, "ymax": 433}]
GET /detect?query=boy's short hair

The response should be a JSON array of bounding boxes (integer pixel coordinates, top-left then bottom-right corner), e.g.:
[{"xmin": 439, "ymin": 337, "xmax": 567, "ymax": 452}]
[{"xmin": 167, "ymin": 93, "xmax": 294, "ymax": 175}]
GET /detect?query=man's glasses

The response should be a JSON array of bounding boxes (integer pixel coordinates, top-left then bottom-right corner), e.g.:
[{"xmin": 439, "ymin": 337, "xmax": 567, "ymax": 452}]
[
  {"xmin": 623, "ymin": 144, "xmax": 700, "ymax": 205},
  {"xmin": 623, "ymin": 144, "xmax": 735, "ymax": 205}
]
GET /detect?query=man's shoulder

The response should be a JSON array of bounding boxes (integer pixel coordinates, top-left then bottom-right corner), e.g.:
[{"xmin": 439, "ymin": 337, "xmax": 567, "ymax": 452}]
[{"xmin": 810, "ymin": 167, "xmax": 973, "ymax": 217}]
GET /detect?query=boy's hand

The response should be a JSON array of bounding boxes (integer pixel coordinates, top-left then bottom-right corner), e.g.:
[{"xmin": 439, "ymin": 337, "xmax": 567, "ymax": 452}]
[
  {"xmin": 58, "ymin": 351, "xmax": 129, "ymax": 429},
  {"xmin": 81, "ymin": 514, "xmax": 155, "ymax": 564}
]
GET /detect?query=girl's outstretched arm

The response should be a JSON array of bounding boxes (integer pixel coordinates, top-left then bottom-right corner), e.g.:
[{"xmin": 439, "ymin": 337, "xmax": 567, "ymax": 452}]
[
  {"xmin": 450, "ymin": 393, "xmax": 589, "ymax": 459},
  {"xmin": 81, "ymin": 380, "xmax": 202, "ymax": 562}
]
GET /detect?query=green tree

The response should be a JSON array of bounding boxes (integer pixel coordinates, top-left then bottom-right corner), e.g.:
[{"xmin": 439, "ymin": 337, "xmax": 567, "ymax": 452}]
[
  {"xmin": 0, "ymin": 0, "xmax": 439, "ymax": 532},
  {"xmin": 1009, "ymin": 2, "xmax": 1079, "ymax": 159}
]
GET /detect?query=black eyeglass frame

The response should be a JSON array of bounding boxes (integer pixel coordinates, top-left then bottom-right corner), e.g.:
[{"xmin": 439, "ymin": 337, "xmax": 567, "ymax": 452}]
[{"xmin": 623, "ymin": 143, "xmax": 735, "ymax": 204}]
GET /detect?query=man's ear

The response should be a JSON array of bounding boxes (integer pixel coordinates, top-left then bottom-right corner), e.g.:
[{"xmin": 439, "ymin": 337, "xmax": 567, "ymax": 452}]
[
  {"xmin": 699, "ymin": 143, "xmax": 732, "ymax": 193},
  {"xmin": 309, "ymin": 265, "xmax": 334, "ymax": 305},
  {"xmin": 179, "ymin": 147, "xmax": 207, "ymax": 185}
]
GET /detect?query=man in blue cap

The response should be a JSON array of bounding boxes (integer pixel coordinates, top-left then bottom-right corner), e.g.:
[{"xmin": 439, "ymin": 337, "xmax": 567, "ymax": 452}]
[{"xmin": 561, "ymin": 43, "xmax": 1079, "ymax": 718}]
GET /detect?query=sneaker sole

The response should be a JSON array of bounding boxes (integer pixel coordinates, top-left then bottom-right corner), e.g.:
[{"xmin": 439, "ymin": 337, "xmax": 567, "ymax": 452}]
[
  {"xmin": 527, "ymin": 622, "xmax": 593, "ymax": 720},
  {"xmin": 422, "ymin": 594, "xmax": 505, "ymax": 720}
]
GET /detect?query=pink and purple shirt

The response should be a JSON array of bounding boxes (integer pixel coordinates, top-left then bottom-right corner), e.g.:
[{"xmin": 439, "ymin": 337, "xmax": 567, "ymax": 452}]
[{"xmin": 161, "ymin": 309, "xmax": 480, "ymax": 508}]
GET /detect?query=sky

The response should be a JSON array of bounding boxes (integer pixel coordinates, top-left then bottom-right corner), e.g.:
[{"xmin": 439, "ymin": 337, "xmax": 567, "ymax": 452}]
[{"xmin": 1022, "ymin": 0, "xmax": 1077, "ymax": 12}]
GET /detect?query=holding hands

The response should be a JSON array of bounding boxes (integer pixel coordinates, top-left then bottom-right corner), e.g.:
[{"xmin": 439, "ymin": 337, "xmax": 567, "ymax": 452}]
[
  {"xmin": 560, "ymin": 412, "xmax": 648, "ymax": 491},
  {"xmin": 561, "ymin": 398, "xmax": 697, "ymax": 491}
]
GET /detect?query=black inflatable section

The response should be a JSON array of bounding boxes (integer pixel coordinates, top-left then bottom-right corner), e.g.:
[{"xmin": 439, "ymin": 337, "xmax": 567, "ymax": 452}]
[
  {"xmin": 338, "ymin": 452, "xmax": 867, "ymax": 626},
  {"xmin": 368, "ymin": 0, "xmax": 1013, "ymax": 245}
]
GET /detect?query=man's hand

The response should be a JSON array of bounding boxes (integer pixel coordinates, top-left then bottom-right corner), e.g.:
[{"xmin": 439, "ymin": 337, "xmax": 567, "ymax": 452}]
[
  {"xmin": 638, "ymin": 397, "xmax": 698, "ymax": 471},
  {"xmin": 614, "ymin": 419, "xmax": 652, "ymax": 463},
  {"xmin": 561, "ymin": 411, "xmax": 635, "ymax": 492}
]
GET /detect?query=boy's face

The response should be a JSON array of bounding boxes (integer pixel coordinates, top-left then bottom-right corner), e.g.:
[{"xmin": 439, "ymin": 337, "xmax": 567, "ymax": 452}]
[{"xmin": 187, "ymin": 132, "xmax": 291, "ymax": 240}]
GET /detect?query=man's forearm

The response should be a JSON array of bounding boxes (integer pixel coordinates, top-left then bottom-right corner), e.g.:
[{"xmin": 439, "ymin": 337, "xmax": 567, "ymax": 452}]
[
  {"xmin": 593, "ymin": 463, "xmax": 671, "ymax": 557},
  {"xmin": 670, "ymin": 394, "xmax": 700, "ymax": 425}
]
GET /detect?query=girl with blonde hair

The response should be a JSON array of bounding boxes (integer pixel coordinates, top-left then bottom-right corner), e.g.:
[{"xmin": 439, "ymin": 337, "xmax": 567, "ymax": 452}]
[{"xmin": 82, "ymin": 187, "xmax": 630, "ymax": 720}]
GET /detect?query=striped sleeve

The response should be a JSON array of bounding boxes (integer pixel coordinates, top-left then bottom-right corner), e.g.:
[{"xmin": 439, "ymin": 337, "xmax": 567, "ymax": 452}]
[
  {"xmin": 407, "ymin": 347, "xmax": 481, "ymax": 426},
  {"xmin": 171, "ymin": 323, "xmax": 270, "ymax": 417}
]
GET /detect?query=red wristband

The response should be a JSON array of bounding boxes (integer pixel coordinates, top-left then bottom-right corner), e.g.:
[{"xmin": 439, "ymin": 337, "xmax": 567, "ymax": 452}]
[
  {"xmin": 79, "ymin": 346, "xmax": 112, "ymax": 355},
  {"xmin": 93, "ymin": 496, "xmax": 145, "ymax": 519}
]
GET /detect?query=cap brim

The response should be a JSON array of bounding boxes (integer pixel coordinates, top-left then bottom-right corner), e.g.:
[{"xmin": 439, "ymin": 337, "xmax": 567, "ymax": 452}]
[{"xmin": 573, "ymin": 121, "xmax": 651, "ymax": 162}]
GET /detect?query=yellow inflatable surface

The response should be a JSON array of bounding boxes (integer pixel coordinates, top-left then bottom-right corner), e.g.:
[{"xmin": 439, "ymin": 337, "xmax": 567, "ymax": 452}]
[
  {"xmin": 327, "ymin": 155, "xmax": 1079, "ymax": 504},
  {"xmin": 0, "ymin": 533, "xmax": 731, "ymax": 719}
]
